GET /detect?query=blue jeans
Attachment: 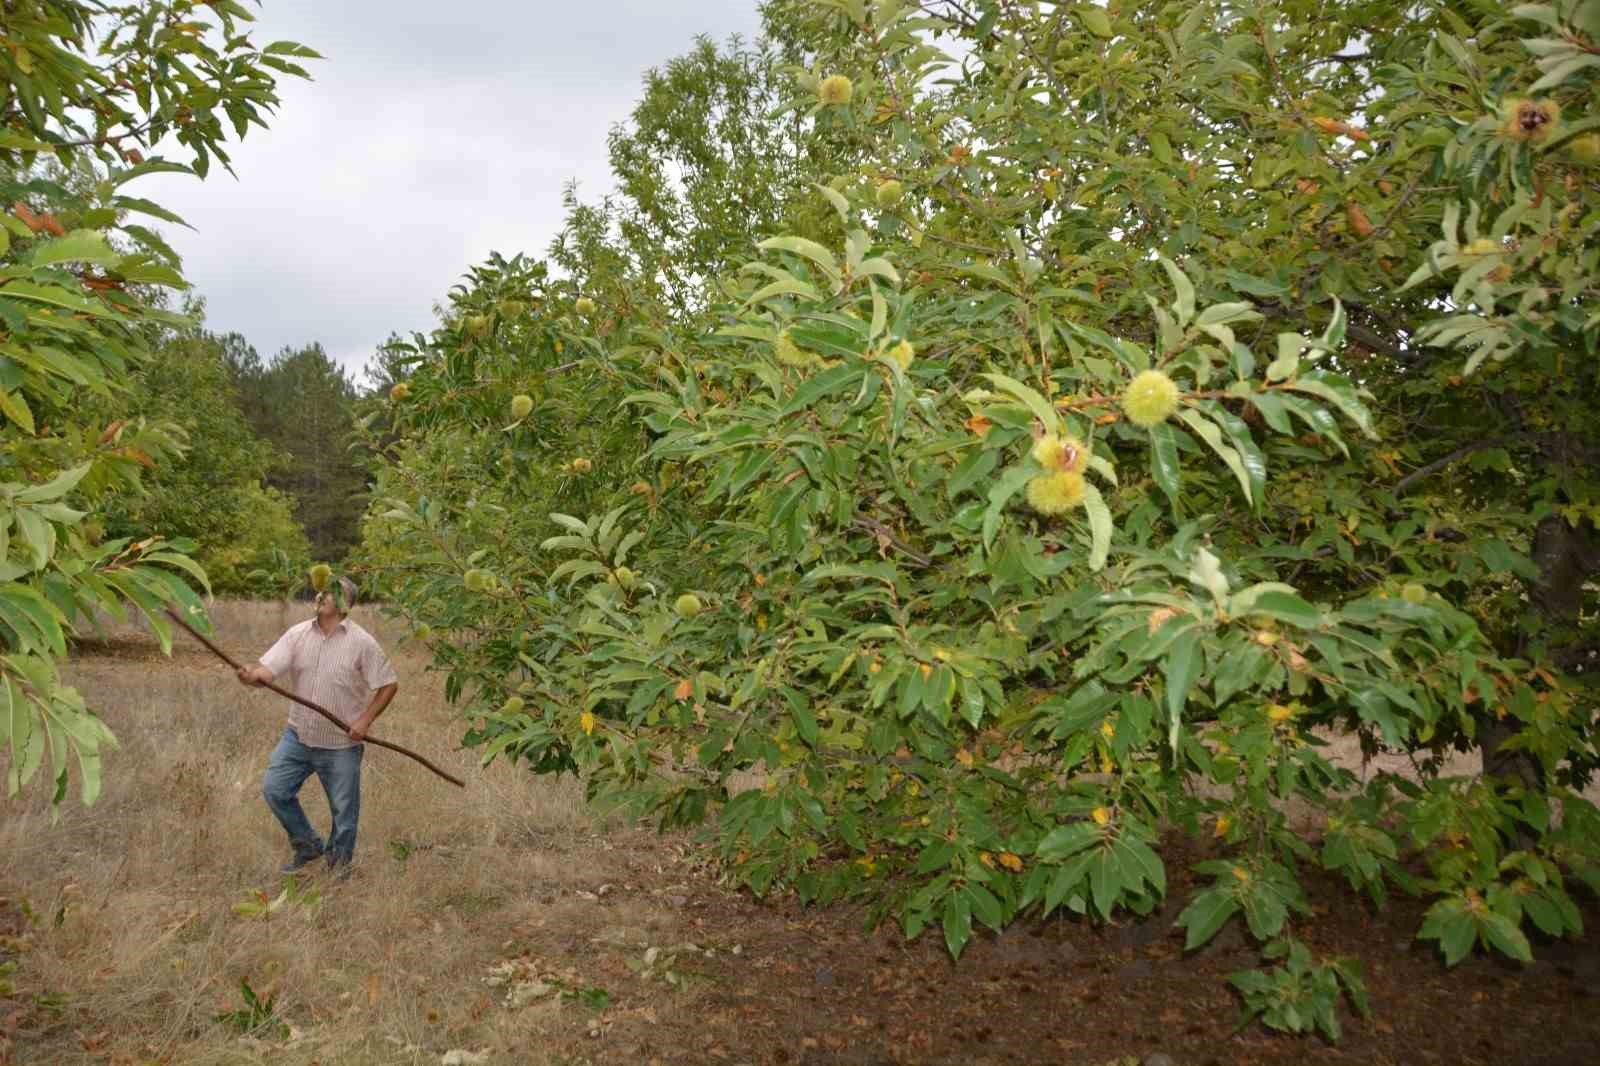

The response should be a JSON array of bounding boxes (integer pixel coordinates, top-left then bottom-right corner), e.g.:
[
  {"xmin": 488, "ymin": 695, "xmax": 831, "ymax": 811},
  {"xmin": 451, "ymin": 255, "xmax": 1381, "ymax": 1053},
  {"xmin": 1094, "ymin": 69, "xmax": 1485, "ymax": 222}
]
[{"xmin": 262, "ymin": 727, "xmax": 363, "ymax": 866}]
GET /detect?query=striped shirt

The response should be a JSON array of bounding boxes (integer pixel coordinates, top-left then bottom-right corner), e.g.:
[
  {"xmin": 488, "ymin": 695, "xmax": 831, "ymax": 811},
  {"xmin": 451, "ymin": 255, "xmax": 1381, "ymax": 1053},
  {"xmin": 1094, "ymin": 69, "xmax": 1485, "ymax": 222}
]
[{"xmin": 259, "ymin": 617, "xmax": 399, "ymax": 749}]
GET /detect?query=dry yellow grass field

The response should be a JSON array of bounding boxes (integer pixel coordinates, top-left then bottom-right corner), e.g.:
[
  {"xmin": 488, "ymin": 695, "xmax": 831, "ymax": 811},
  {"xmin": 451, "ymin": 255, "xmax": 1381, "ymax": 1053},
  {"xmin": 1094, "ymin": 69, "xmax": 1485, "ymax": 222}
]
[{"xmin": 1, "ymin": 601, "xmax": 730, "ymax": 1066}]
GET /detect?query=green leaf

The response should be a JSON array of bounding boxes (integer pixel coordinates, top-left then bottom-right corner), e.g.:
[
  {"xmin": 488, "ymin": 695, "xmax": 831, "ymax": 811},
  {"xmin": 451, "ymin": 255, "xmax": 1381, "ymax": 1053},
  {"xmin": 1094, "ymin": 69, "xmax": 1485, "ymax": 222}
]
[
  {"xmin": 942, "ymin": 889, "xmax": 973, "ymax": 958},
  {"xmin": 1159, "ymin": 257, "xmax": 1196, "ymax": 327},
  {"xmin": 1195, "ymin": 302, "xmax": 1259, "ymax": 328},
  {"xmin": 1205, "ymin": 404, "xmax": 1267, "ymax": 507},
  {"xmin": 812, "ymin": 181, "xmax": 850, "ymax": 225},
  {"xmin": 0, "ymin": 389, "xmax": 36, "ymax": 435},
  {"xmin": 1076, "ymin": 6, "xmax": 1113, "ymax": 38},
  {"xmin": 14, "ymin": 508, "xmax": 53, "ymax": 570},
  {"xmin": 1036, "ymin": 822, "xmax": 1100, "ymax": 861},
  {"xmin": 0, "ymin": 130, "xmax": 54, "ymax": 153},
  {"xmin": 1164, "ymin": 628, "xmax": 1201, "ymax": 753},
  {"xmin": 1148, "ymin": 423, "xmax": 1181, "ymax": 511},
  {"xmin": 981, "ymin": 371, "xmax": 1059, "ymax": 431},
  {"xmin": 1188, "ymin": 546, "xmax": 1230, "ymax": 606},
  {"xmin": 28, "ymin": 229, "xmax": 119, "ymax": 267},
  {"xmin": 1178, "ymin": 888, "xmax": 1240, "ymax": 950},
  {"xmin": 757, "ymin": 236, "xmax": 842, "ymax": 287},
  {"xmin": 1249, "ymin": 391, "xmax": 1294, "ymax": 434},
  {"xmin": 791, "ymin": 700, "xmax": 819, "ymax": 746},
  {"xmin": 1439, "ymin": 914, "xmax": 1477, "ymax": 966},
  {"xmin": 1479, "ymin": 912, "xmax": 1532, "ymax": 963},
  {"xmin": 982, "ymin": 465, "xmax": 1033, "ymax": 549},
  {"xmin": 781, "ymin": 362, "xmax": 865, "ymax": 417},
  {"xmin": 1220, "ymin": 270, "xmax": 1289, "ymax": 298},
  {"xmin": 1266, "ymin": 334, "xmax": 1304, "ymax": 382},
  {"xmin": 13, "ymin": 463, "xmax": 90, "ymax": 503},
  {"xmin": 1284, "ymin": 372, "xmax": 1376, "ymax": 439},
  {"xmin": 1080, "ymin": 481, "xmax": 1113, "ymax": 572},
  {"xmin": 966, "ymin": 883, "xmax": 1004, "ymax": 932},
  {"xmin": 1176, "ymin": 409, "xmax": 1254, "ymax": 506},
  {"xmin": 1237, "ymin": 589, "xmax": 1322, "ymax": 629},
  {"xmin": 1320, "ymin": 299, "xmax": 1347, "ymax": 349},
  {"xmin": 745, "ymin": 277, "xmax": 820, "ymax": 305},
  {"xmin": 0, "ymin": 280, "xmax": 106, "ymax": 314}
]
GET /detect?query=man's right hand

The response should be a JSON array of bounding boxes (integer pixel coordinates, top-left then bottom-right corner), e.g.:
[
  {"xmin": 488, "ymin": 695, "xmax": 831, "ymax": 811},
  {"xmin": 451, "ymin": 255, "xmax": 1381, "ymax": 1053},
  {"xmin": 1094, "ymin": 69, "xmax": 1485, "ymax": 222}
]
[{"xmin": 237, "ymin": 665, "xmax": 265, "ymax": 686}]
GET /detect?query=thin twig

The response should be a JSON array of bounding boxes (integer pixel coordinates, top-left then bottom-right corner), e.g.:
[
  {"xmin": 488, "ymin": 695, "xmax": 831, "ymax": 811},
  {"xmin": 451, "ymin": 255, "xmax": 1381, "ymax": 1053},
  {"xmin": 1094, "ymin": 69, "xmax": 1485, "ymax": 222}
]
[
  {"xmin": 164, "ymin": 607, "xmax": 465, "ymax": 788},
  {"xmin": 852, "ymin": 515, "xmax": 933, "ymax": 567}
]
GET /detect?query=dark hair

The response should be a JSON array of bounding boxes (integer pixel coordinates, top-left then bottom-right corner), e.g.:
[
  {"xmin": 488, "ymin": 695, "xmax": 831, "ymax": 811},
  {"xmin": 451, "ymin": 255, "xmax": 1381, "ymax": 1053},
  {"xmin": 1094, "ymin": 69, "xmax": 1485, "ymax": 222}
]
[{"xmin": 336, "ymin": 576, "xmax": 359, "ymax": 613}]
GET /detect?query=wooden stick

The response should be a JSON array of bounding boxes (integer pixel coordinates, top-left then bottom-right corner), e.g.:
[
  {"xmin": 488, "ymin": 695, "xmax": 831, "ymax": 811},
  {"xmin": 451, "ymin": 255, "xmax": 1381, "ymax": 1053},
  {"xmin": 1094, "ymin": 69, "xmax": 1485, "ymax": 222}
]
[{"xmin": 164, "ymin": 607, "xmax": 466, "ymax": 789}]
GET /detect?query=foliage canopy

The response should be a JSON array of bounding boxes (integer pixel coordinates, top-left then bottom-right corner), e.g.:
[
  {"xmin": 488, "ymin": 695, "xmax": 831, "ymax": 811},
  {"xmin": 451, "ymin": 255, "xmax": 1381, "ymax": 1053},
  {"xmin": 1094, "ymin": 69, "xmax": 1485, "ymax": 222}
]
[
  {"xmin": 357, "ymin": 0, "xmax": 1600, "ymax": 1035},
  {"xmin": 0, "ymin": 1, "xmax": 315, "ymax": 806}
]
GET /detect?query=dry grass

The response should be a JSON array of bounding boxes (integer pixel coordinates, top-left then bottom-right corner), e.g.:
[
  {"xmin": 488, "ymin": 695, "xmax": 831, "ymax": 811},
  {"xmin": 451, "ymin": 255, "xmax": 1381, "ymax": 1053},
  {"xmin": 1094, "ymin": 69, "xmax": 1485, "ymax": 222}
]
[{"xmin": 2, "ymin": 601, "xmax": 649, "ymax": 1066}]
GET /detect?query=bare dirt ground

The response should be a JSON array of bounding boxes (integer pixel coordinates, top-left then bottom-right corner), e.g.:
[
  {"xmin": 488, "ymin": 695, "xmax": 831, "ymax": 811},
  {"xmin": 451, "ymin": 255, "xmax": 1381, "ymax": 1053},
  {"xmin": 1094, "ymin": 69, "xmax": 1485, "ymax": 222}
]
[{"xmin": 3, "ymin": 601, "xmax": 1599, "ymax": 1066}]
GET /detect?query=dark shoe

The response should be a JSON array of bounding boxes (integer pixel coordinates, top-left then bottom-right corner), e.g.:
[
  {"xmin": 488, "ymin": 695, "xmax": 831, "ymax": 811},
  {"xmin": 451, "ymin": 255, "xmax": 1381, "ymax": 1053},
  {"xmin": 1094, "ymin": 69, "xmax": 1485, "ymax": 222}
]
[
  {"xmin": 280, "ymin": 851, "xmax": 323, "ymax": 874},
  {"xmin": 325, "ymin": 858, "xmax": 352, "ymax": 882}
]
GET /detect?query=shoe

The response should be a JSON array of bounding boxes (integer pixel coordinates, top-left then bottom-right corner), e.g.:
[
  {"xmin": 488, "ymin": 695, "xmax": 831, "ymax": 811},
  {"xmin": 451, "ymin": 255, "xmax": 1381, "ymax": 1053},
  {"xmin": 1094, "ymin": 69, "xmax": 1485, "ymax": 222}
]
[
  {"xmin": 280, "ymin": 851, "xmax": 323, "ymax": 874},
  {"xmin": 325, "ymin": 859, "xmax": 352, "ymax": 882}
]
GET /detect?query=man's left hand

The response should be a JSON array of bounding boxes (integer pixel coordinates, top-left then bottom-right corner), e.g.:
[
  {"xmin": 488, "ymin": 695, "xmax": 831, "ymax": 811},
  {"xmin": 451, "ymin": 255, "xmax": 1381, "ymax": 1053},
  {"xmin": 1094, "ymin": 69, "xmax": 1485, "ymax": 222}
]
[{"xmin": 348, "ymin": 718, "xmax": 372, "ymax": 742}]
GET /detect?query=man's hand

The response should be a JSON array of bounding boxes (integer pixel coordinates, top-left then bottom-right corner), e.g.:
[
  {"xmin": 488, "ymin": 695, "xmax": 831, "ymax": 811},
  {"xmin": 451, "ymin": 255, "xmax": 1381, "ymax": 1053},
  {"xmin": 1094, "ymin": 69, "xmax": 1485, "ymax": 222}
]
[
  {"xmin": 236, "ymin": 664, "xmax": 270, "ymax": 687},
  {"xmin": 350, "ymin": 682, "xmax": 397, "ymax": 743}
]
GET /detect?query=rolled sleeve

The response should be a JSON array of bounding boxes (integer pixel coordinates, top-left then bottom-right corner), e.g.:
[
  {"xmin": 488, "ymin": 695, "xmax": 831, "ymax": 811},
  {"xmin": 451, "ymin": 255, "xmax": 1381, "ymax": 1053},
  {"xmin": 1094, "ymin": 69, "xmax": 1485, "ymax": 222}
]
[
  {"xmin": 362, "ymin": 639, "xmax": 399, "ymax": 690},
  {"xmin": 259, "ymin": 629, "xmax": 296, "ymax": 681}
]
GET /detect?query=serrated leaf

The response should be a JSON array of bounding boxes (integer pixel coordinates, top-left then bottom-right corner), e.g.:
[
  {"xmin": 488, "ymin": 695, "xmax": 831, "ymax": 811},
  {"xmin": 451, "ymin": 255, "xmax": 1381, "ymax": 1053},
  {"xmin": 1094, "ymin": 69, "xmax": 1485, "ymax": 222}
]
[
  {"xmin": 1176, "ymin": 409, "xmax": 1253, "ymax": 505},
  {"xmin": 980, "ymin": 371, "xmax": 1059, "ymax": 431},
  {"xmin": 1159, "ymin": 257, "xmax": 1196, "ymax": 327},
  {"xmin": 982, "ymin": 465, "xmax": 1033, "ymax": 550},
  {"xmin": 1188, "ymin": 546, "xmax": 1230, "ymax": 606},
  {"xmin": 28, "ymin": 229, "xmax": 120, "ymax": 267},
  {"xmin": 812, "ymin": 181, "xmax": 850, "ymax": 225},
  {"xmin": 1149, "ymin": 422, "xmax": 1181, "ymax": 510},
  {"xmin": 744, "ymin": 277, "xmax": 820, "ymax": 305},
  {"xmin": 1177, "ymin": 888, "xmax": 1240, "ymax": 950},
  {"xmin": 1081, "ymin": 481, "xmax": 1113, "ymax": 572},
  {"xmin": 757, "ymin": 236, "xmax": 841, "ymax": 286},
  {"xmin": 1164, "ymin": 628, "xmax": 1200, "ymax": 753},
  {"xmin": 1267, "ymin": 334, "xmax": 1304, "ymax": 382},
  {"xmin": 1076, "ymin": 5, "xmax": 1113, "ymax": 38},
  {"xmin": 1284, "ymin": 373, "xmax": 1376, "ymax": 439}
]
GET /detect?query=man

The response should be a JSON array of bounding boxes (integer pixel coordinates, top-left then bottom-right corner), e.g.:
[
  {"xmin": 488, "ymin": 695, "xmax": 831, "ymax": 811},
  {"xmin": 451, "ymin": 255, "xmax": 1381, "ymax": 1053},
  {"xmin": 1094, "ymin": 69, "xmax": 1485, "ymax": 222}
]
[{"xmin": 236, "ymin": 576, "xmax": 399, "ymax": 876}]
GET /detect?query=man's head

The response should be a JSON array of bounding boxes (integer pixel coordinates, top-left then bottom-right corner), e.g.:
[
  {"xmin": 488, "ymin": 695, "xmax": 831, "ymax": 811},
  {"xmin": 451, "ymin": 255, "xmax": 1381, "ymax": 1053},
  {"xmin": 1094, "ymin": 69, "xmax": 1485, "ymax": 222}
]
[{"xmin": 315, "ymin": 576, "xmax": 359, "ymax": 621}]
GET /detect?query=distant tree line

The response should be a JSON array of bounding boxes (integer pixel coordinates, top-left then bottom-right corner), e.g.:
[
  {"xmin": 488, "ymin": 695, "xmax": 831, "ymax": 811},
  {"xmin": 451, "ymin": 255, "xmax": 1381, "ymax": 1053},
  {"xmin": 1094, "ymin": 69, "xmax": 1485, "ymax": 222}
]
[{"xmin": 97, "ymin": 312, "xmax": 372, "ymax": 597}]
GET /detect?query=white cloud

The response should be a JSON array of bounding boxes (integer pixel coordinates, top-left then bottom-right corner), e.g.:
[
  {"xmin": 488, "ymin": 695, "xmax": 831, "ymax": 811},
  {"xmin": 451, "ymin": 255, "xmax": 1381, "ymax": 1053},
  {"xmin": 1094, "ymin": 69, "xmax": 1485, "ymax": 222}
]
[{"xmin": 139, "ymin": 0, "xmax": 764, "ymax": 381}]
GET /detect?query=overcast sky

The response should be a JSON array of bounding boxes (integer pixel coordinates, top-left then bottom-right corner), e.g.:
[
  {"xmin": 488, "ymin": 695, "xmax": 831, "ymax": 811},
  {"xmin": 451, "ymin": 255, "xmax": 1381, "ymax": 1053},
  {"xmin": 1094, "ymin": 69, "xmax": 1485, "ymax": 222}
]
[{"xmin": 141, "ymin": 1, "xmax": 765, "ymax": 384}]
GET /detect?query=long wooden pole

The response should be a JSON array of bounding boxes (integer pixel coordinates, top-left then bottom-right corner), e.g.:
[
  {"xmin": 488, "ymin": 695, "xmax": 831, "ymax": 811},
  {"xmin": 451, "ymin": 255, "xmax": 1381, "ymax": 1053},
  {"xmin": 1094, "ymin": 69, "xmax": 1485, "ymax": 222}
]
[{"xmin": 164, "ymin": 607, "xmax": 466, "ymax": 789}]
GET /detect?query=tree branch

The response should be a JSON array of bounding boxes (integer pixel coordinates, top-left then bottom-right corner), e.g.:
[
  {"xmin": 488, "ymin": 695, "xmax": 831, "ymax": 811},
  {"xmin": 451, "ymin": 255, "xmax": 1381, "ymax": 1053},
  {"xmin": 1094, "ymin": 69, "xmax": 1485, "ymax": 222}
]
[
  {"xmin": 1394, "ymin": 438, "xmax": 1515, "ymax": 496},
  {"xmin": 852, "ymin": 515, "xmax": 932, "ymax": 567}
]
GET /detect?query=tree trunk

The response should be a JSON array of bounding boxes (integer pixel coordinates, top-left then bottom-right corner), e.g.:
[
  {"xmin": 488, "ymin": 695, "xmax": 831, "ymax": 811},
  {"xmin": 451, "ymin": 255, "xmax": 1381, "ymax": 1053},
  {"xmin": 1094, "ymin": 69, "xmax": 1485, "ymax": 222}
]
[{"xmin": 1483, "ymin": 516, "xmax": 1600, "ymax": 783}]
